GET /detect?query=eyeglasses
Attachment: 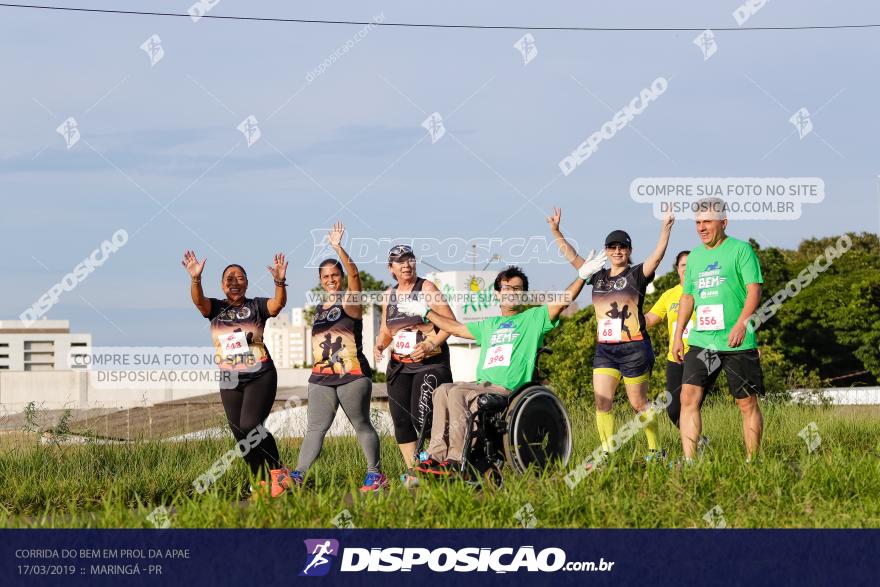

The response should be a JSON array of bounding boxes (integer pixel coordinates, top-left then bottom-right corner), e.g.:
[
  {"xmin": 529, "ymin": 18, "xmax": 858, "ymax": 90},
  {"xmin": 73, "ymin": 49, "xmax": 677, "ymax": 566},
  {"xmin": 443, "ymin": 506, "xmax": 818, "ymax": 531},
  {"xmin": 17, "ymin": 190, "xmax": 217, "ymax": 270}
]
[
  {"xmin": 605, "ymin": 244, "xmax": 629, "ymax": 252},
  {"xmin": 499, "ymin": 285, "xmax": 524, "ymax": 292}
]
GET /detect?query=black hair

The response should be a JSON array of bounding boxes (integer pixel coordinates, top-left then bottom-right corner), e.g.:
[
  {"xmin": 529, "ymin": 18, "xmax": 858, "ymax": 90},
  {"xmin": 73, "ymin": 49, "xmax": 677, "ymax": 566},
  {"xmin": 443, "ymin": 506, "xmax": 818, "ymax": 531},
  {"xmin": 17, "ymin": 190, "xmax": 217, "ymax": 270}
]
[
  {"xmin": 494, "ymin": 266, "xmax": 529, "ymax": 292},
  {"xmin": 318, "ymin": 258, "xmax": 345, "ymax": 279},
  {"xmin": 221, "ymin": 264, "xmax": 247, "ymax": 280},
  {"xmin": 674, "ymin": 250, "xmax": 690, "ymax": 269}
]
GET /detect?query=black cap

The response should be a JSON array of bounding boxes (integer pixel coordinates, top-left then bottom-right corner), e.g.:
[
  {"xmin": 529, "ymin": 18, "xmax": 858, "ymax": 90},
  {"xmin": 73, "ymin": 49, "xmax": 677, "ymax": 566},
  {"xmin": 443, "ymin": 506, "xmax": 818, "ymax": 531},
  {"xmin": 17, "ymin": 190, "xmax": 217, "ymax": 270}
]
[
  {"xmin": 388, "ymin": 244, "xmax": 415, "ymax": 262},
  {"xmin": 604, "ymin": 230, "xmax": 632, "ymax": 248}
]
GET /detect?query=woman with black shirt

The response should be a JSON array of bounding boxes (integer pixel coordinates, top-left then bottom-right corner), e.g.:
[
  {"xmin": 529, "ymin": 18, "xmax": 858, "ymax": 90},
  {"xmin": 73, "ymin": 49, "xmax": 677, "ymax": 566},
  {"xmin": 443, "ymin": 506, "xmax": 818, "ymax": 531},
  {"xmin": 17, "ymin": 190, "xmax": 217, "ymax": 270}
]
[
  {"xmin": 292, "ymin": 222, "xmax": 386, "ymax": 492},
  {"xmin": 182, "ymin": 249, "xmax": 294, "ymax": 498},
  {"xmin": 375, "ymin": 245, "xmax": 455, "ymax": 484}
]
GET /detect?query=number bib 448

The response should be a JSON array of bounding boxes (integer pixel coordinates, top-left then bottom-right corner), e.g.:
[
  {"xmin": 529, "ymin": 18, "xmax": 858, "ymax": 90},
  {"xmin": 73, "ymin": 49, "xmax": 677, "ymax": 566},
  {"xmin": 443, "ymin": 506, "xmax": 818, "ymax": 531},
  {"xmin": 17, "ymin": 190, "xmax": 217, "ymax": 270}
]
[
  {"xmin": 597, "ymin": 318, "xmax": 622, "ymax": 343},
  {"xmin": 483, "ymin": 344, "xmax": 512, "ymax": 369},
  {"xmin": 220, "ymin": 330, "xmax": 249, "ymax": 356},
  {"xmin": 696, "ymin": 304, "xmax": 724, "ymax": 331},
  {"xmin": 393, "ymin": 331, "xmax": 417, "ymax": 355}
]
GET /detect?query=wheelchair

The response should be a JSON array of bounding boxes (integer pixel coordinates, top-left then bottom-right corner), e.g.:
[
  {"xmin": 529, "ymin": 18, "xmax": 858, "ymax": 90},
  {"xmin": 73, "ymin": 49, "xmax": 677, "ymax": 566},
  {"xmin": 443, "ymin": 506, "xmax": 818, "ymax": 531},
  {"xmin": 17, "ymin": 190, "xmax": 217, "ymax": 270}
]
[{"xmin": 415, "ymin": 348, "xmax": 572, "ymax": 485}]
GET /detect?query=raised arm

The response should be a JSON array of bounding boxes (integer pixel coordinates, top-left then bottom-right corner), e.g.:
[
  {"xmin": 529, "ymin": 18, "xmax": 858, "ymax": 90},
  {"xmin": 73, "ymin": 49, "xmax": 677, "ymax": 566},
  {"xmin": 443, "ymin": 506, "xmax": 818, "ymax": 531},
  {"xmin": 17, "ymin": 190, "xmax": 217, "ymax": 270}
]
[
  {"xmin": 182, "ymin": 250, "xmax": 211, "ymax": 317},
  {"xmin": 425, "ymin": 308, "xmax": 473, "ymax": 340},
  {"xmin": 547, "ymin": 249, "xmax": 607, "ymax": 321},
  {"xmin": 642, "ymin": 213, "xmax": 674, "ymax": 278},
  {"xmin": 265, "ymin": 253, "xmax": 288, "ymax": 317},
  {"xmin": 547, "ymin": 207, "xmax": 585, "ymax": 270},
  {"xmin": 327, "ymin": 221, "xmax": 363, "ymax": 319},
  {"xmin": 396, "ymin": 298, "xmax": 473, "ymax": 340},
  {"xmin": 547, "ymin": 276, "xmax": 586, "ymax": 321}
]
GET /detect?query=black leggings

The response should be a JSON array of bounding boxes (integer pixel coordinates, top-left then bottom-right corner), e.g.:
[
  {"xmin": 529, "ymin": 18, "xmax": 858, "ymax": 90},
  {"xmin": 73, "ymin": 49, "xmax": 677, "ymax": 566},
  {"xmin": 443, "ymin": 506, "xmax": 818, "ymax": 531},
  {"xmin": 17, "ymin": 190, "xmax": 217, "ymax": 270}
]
[
  {"xmin": 219, "ymin": 368, "xmax": 282, "ymax": 477},
  {"xmin": 665, "ymin": 360, "xmax": 709, "ymax": 428},
  {"xmin": 386, "ymin": 366, "xmax": 451, "ymax": 444}
]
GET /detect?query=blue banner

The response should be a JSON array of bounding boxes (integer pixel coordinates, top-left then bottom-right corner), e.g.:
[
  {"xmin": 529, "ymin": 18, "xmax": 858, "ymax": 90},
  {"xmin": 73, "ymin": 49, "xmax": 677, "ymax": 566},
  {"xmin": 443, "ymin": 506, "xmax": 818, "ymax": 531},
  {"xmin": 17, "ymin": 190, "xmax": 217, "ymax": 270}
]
[{"xmin": 2, "ymin": 529, "xmax": 875, "ymax": 586}]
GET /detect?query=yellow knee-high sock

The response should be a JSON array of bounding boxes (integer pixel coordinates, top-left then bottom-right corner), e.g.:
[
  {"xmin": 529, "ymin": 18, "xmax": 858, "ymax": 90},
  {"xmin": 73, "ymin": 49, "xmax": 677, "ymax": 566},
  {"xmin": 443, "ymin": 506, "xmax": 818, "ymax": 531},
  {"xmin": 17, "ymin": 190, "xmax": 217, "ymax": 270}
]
[
  {"xmin": 641, "ymin": 407, "xmax": 660, "ymax": 451},
  {"xmin": 596, "ymin": 410, "xmax": 615, "ymax": 452}
]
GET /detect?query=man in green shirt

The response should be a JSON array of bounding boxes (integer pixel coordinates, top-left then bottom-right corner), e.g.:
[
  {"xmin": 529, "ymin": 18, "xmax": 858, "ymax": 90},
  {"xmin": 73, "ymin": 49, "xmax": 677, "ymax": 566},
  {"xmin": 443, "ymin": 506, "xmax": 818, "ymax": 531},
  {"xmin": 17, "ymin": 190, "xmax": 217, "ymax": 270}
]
[
  {"xmin": 398, "ymin": 252, "xmax": 606, "ymax": 476},
  {"xmin": 671, "ymin": 197, "xmax": 765, "ymax": 462}
]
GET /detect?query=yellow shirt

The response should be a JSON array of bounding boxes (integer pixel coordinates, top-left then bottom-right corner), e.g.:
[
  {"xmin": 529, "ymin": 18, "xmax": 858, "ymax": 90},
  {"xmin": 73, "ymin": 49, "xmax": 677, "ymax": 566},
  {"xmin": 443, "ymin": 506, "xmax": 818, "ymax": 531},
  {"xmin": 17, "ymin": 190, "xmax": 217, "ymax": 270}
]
[{"xmin": 648, "ymin": 283, "xmax": 693, "ymax": 362}]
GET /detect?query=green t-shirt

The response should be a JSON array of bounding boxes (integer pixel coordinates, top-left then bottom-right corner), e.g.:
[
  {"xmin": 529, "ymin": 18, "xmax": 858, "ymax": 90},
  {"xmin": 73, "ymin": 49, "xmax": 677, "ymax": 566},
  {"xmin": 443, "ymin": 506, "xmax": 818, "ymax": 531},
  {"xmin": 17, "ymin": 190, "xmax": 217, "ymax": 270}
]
[
  {"xmin": 682, "ymin": 236, "xmax": 763, "ymax": 351},
  {"xmin": 466, "ymin": 305, "xmax": 559, "ymax": 391}
]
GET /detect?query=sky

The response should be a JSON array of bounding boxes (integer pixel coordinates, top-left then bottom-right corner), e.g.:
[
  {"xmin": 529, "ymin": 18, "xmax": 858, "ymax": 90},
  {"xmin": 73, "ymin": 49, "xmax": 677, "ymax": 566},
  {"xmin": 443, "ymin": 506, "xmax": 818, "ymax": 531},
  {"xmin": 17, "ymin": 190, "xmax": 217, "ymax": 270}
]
[{"xmin": 1, "ymin": 1, "xmax": 879, "ymax": 346}]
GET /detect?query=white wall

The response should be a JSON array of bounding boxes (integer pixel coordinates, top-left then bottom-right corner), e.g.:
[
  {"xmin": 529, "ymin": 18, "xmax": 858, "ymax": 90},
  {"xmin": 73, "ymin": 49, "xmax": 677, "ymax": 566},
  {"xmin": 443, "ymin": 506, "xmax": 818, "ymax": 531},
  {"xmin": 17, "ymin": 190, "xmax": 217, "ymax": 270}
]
[{"xmin": 0, "ymin": 368, "xmax": 315, "ymax": 414}]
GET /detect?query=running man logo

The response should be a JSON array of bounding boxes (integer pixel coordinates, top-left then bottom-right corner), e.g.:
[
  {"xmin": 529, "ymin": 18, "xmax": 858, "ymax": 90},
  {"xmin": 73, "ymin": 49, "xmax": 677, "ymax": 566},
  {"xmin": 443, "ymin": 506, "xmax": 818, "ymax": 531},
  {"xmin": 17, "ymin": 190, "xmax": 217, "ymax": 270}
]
[
  {"xmin": 798, "ymin": 421, "xmax": 821, "ymax": 453},
  {"xmin": 237, "ymin": 115, "xmax": 262, "ymax": 147},
  {"xmin": 513, "ymin": 33, "xmax": 537, "ymax": 65},
  {"xmin": 140, "ymin": 34, "xmax": 164, "ymax": 67},
  {"xmin": 693, "ymin": 29, "xmax": 717, "ymax": 61},
  {"xmin": 300, "ymin": 539, "xmax": 340, "ymax": 577},
  {"xmin": 421, "ymin": 112, "xmax": 446, "ymax": 143},
  {"xmin": 789, "ymin": 107, "xmax": 813, "ymax": 139},
  {"xmin": 56, "ymin": 117, "xmax": 80, "ymax": 149}
]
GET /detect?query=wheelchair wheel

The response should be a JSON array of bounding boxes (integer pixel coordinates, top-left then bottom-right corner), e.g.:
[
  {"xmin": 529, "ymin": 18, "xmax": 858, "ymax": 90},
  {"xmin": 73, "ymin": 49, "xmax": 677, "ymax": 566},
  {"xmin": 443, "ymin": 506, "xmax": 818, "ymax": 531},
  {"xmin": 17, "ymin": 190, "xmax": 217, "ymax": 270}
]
[{"xmin": 503, "ymin": 386, "xmax": 572, "ymax": 474}]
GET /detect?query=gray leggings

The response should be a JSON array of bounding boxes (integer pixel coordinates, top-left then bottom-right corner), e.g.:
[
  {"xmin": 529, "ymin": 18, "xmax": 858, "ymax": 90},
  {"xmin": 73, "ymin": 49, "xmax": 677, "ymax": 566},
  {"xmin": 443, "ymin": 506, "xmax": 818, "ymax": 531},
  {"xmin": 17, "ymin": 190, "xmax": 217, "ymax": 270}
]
[{"xmin": 296, "ymin": 378, "xmax": 381, "ymax": 474}]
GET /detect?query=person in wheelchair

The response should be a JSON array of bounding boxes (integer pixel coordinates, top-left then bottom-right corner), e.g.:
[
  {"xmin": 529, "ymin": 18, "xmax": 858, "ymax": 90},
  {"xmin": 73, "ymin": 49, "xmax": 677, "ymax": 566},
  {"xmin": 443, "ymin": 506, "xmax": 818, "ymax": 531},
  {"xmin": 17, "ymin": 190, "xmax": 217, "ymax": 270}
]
[{"xmin": 396, "ymin": 250, "xmax": 607, "ymax": 477}]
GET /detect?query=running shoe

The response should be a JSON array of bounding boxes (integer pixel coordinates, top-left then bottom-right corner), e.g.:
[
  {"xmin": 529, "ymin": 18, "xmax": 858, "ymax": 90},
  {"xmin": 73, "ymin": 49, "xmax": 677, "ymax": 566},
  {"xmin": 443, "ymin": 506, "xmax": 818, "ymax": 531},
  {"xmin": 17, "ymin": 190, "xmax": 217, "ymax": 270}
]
[
  {"xmin": 425, "ymin": 459, "xmax": 461, "ymax": 477},
  {"xmin": 414, "ymin": 457, "xmax": 444, "ymax": 474},
  {"xmin": 644, "ymin": 448, "xmax": 668, "ymax": 463},
  {"xmin": 269, "ymin": 467, "xmax": 302, "ymax": 497},
  {"xmin": 400, "ymin": 468, "xmax": 420, "ymax": 489},
  {"xmin": 668, "ymin": 457, "xmax": 696, "ymax": 471},
  {"xmin": 697, "ymin": 435, "xmax": 711, "ymax": 454},
  {"xmin": 584, "ymin": 451, "xmax": 609, "ymax": 473},
  {"xmin": 359, "ymin": 471, "xmax": 389, "ymax": 493}
]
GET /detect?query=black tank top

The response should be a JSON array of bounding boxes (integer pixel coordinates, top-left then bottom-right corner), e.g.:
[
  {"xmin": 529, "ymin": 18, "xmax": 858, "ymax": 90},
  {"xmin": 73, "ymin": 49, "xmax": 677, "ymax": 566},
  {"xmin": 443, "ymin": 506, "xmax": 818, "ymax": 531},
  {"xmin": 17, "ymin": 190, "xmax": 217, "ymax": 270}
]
[
  {"xmin": 309, "ymin": 302, "xmax": 372, "ymax": 386},
  {"xmin": 385, "ymin": 277, "xmax": 450, "ymax": 372}
]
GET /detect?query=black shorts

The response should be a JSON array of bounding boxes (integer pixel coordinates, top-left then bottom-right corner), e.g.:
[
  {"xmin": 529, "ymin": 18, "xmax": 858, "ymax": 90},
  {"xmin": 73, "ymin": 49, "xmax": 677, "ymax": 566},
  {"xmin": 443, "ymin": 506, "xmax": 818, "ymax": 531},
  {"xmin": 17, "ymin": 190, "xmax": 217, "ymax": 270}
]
[
  {"xmin": 682, "ymin": 346, "xmax": 765, "ymax": 399},
  {"xmin": 593, "ymin": 339, "xmax": 655, "ymax": 384},
  {"xmin": 666, "ymin": 359, "xmax": 720, "ymax": 395}
]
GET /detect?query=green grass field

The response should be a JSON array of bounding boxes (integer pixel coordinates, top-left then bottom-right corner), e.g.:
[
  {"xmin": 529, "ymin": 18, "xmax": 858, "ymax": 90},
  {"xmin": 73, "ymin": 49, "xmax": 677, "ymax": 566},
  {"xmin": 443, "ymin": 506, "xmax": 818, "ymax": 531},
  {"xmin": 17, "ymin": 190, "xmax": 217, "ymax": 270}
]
[{"xmin": 1, "ymin": 401, "xmax": 878, "ymax": 528}]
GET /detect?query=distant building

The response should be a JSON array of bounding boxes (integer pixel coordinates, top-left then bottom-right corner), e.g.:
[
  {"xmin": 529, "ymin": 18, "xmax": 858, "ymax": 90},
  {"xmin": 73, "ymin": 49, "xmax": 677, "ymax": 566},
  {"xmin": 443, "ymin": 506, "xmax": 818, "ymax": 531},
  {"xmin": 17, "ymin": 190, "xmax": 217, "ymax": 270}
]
[
  {"xmin": 264, "ymin": 308, "xmax": 311, "ymax": 369},
  {"xmin": 0, "ymin": 320, "xmax": 91, "ymax": 371}
]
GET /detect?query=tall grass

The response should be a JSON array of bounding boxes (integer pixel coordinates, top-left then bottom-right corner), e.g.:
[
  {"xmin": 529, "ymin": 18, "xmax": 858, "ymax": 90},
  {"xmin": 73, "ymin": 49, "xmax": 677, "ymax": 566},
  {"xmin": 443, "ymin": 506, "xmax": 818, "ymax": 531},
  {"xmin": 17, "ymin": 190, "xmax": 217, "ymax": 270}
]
[{"xmin": 1, "ymin": 400, "xmax": 877, "ymax": 528}]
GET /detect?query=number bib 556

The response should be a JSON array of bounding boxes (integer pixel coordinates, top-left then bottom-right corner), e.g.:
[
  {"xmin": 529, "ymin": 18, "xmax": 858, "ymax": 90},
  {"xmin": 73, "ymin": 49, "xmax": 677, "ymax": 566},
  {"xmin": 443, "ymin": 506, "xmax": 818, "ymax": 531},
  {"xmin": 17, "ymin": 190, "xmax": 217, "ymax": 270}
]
[{"xmin": 696, "ymin": 304, "xmax": 724, "ymax": 331}]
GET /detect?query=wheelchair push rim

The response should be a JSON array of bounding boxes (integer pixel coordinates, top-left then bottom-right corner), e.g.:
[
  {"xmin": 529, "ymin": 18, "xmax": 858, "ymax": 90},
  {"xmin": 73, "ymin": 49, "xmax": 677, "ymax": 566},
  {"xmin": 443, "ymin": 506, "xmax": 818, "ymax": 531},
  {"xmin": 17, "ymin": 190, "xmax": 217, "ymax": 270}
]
[{"xmin": 503, "ymin": 386, "xmax": 572, "ymax": 474}]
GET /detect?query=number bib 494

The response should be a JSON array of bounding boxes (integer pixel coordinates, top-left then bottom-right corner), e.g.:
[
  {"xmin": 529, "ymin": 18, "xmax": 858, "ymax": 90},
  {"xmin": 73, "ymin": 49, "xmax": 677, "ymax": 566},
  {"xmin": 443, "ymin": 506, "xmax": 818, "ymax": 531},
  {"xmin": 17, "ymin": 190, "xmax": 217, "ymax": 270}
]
[
  {"xmin": 393, "ymin": 330, "xmax": 417, "ymax": 355},
  {"xmin": 483, "ymin": 344, "xmax": 512, "ymax": 369},
  {"xmin": 696, "ymin": 304, "xmax": 724, "ymax": 331},
  {"xmin": 597, "ymin": 318, "xmax": 622, "ymax": 343}
]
